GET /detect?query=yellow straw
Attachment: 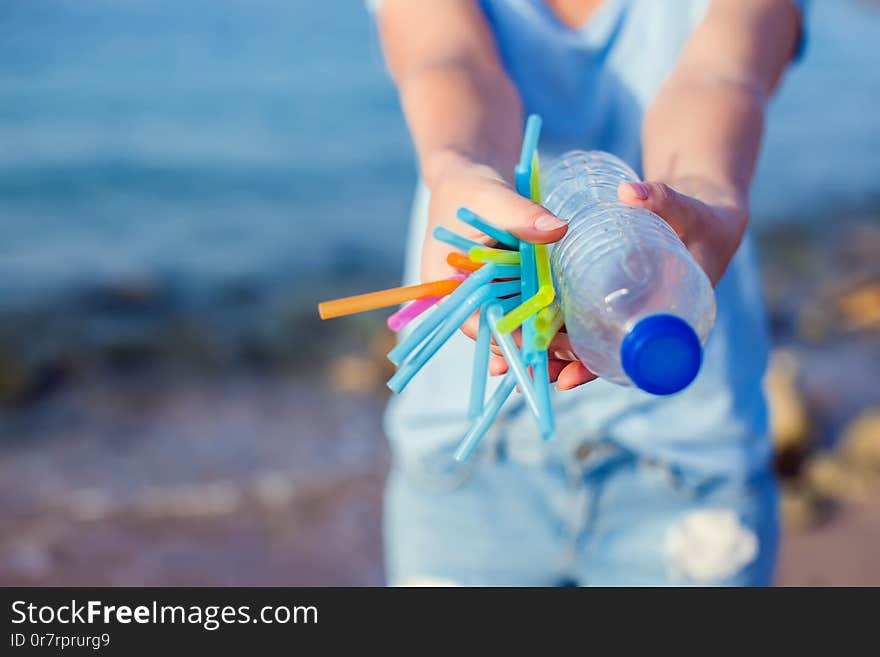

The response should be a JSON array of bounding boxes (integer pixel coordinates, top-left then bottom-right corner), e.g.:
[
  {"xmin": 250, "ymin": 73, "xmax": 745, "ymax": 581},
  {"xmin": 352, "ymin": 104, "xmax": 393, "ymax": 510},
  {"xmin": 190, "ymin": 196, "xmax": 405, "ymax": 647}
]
[
  {"xmin": 469, "ymin": 245, "xmax": 521, "ymax": 265},
  {"xmin": 495, "ymin": 151, "xmax": 556, "ymax": 334},
  {"xmin": 533, "ymin": 305, "xmax": 564, "ymax": 350}
]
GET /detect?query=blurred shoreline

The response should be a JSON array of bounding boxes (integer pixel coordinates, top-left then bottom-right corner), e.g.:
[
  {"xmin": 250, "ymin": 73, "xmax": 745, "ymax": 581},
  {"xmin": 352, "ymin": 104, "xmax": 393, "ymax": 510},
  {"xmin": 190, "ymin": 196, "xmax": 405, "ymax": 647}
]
[
  {"xmin": 1, "ymin": 207, "xmax": 878, "ymax": 586},
  {"xmin": 1, "ymin": 205, "xmax": 877, "ymax": 409},
  {"xmin": 1, "ymin": 0, "xmax": 878, "ymax": 587}
]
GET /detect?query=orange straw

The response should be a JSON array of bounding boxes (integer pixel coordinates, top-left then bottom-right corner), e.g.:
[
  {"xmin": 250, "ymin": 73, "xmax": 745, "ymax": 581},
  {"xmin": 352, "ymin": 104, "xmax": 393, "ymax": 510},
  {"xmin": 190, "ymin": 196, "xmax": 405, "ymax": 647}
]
[
  {"xmin": 318, "ymin": 278, "xmax": 463, "ymax": 319},
  {"xmin": 446, "ymin": 252, "xmax": 484, "ymax": 272}
]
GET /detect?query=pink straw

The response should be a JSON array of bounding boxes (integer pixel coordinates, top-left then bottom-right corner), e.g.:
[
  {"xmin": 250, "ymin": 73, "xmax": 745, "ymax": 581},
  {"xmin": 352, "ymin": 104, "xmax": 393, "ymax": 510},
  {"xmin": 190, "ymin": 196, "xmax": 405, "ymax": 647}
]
[{"xmin": 386, "ymin": 274, "xmax": 467, "ymax": 332}]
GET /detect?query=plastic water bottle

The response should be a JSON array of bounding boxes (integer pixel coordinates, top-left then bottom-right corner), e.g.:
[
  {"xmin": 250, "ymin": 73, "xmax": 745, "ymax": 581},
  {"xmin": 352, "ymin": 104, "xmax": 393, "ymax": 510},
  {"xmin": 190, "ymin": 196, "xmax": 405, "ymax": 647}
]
[{"xmin": 541, "ymin": 150, "xmax": 716, "ymax": 395}]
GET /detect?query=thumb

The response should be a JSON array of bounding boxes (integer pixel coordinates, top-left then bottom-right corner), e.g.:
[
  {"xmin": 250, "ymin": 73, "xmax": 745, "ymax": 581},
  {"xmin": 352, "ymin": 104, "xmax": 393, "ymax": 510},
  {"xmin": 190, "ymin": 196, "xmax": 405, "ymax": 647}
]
[
  {"xmin": 464, "ymin": 179, "xmax": 568, "ymax": 245},
  {"xmin": 617, "ymin": 181, "xmax": 699, "ymax": 240}
]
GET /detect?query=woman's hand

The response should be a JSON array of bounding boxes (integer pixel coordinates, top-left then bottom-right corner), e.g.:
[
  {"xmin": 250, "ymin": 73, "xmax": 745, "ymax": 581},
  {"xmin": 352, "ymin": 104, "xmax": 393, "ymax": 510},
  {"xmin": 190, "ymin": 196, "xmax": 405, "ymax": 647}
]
[
  {"xmin": 487, "ymin": 177, "xmax": 749, "ymax": 392},
  {"xmin": 618, "ymin": 177, "xmax": 748, "ymax": 286},
  {"xmin": 422, "ymin": 151, "xmax": 593, "ymax": 386},
  {"xmin": 421, "ymin": 151, "xmax": 567, "ymax": 282},
  {"xmin": 424, "ymin": 154, "xmax": 598, "ymax": 392}
]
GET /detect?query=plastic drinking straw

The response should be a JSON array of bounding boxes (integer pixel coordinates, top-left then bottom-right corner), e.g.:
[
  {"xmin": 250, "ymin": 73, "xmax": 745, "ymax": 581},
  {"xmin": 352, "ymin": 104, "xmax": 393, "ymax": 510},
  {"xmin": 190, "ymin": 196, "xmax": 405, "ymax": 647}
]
[
  {"xmin": 386, "ymin": 274, "xmax": 467, "ymax": 332},
  {"xmin": 318, "ymin": 278, "xmax": 463, "ymax": 319},
  {"xmin": 527, "ymin": 151, "xmax": 555, "ymax": 440},
  {"xmin": 533, "ymin": 303, "xmax": 565, "ymax": 350},
  {"xmin": 446, "ymin": 252, "xmax": 484, "ymax": 272},
  {"xmin": 485, "ymin": 303, "xmax": 542, "ymax": 424},
  {"xmin": 496, "ymin": 147, "xmax": 556, "ymax": 334},
  {"xmin": 468, "ymin": 301, "xmax": 493, "ymax": 419},
  {"xmin": 433, "ymin": 226, "xmax": 483, "ymax": 253},
  {"xmin": 387, "ymin": 295, "xmax": 442, "ymax": 332},
  {"xmin": 515, "ymin": 115, "xmax": 542, "ymax": 197},
  {"xmin": 533, "ymin": 312, "xmax": 564, "ymax": 350},
  {"xmin": 466, "ymin": 293, "xmax": 521, "ymax": 419},
  {"xmin": 495, "ymin": 242, "xmax": 555, "ymax": 334},
  {"xmin": 387, "ymin": 263, "xmax": 519, "ymax": 365},
  {"xmin": 402, "ymin": 291, "xmax": 519, "ymax": 380},
  {"xmin": 456, "ymin": 207, "xmax": 520, "ymax": 249},
  {"xmin": 454, "ymin": 372, "xmax": 517, "ymax": 462},
  {"xmin": 534, "ymin": 301, "xmax": 561, "ymax": 333},
  {"xmin": 514, "ymin": 116, "xmax": 541, "ymax": 324},
  {"xmin": 469, "ymin": 245, "xmax": 521, "ymax": 265},
  {"xmin": 387, "ymin": 280, "xmax": 522, "ymax": 393},
  {"xmin": 530, "ymin": 150, "xmax": 543, "ymax": 204}
]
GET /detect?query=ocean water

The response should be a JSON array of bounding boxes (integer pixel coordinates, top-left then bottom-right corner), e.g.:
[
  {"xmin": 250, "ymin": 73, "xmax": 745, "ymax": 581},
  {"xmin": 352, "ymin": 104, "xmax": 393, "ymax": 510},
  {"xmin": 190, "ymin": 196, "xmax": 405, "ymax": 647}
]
[{"xmin": 0, "ymin": 0, "xmax": 878, "ymax": 309}]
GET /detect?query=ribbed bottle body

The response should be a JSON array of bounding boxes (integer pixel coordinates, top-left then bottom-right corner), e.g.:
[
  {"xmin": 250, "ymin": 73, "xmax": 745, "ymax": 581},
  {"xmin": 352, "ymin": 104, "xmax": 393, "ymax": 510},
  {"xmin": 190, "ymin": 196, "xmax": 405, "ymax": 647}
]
[{"xmin": 542, "ymin": 151, "xmax": 716, "ymax": 386}]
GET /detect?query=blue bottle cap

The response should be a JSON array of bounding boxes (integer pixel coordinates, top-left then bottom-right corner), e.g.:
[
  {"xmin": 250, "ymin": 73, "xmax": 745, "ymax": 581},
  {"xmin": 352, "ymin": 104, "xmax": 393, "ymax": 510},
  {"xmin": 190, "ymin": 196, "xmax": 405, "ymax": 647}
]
[{"xmin": 620, "ymin": 314, "xmax": 702, "ymax": 395}]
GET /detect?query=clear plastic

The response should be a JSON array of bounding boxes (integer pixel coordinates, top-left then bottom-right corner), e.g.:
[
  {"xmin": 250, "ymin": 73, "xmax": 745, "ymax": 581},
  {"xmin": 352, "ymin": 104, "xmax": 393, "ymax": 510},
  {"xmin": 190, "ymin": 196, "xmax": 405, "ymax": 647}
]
[{"xmin": 541, "ymin": 150, "xmax": 716, "ymax": 386}]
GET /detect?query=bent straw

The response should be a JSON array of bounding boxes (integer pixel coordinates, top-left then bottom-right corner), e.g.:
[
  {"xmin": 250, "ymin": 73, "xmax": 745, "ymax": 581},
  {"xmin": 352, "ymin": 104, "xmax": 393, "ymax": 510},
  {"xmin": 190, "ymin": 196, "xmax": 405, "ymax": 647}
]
[
  {"xmin": 469, "ymin": 245, "xmax": 521, "ymax": 265},
  {"xmin": 456, "ymin": 207, "xmax": 520, "ymax": 249},
  {"xmin": 533, "ymin": 304, "xmax": 565, "ymax": 350},
  {"xmin": 446, "ymin": 251, "xmax": 484, "ymax": 272},
  {"xmin": 387, "ymin": 280, "xmax": 522, "ymax": 393},
  {"xmin": 495, "ymin": 242, "xmax": 555, "ymax": 334},
  {"xmin": 485, "ymin": 303, "xmax": 541, "ymax": 424},
  {"xmin": 515, "ymin": 115, "xmax": 542, "ymax": 197},
  {"xmin": 530, "ymin": 349, "xmax": 554, "ymax": 440},
  {"xmin": 318, "ymin": 278, "xmax": 462, "ymax": 319},
  {"xmin": 387, "ymin": 263, "xmax": 519, "ymax": 365},
  {"xmin": 497, "ymin": 149, "xmax": 556, "ymax": 334},
  {"xmin": 467, "ymin": 294, "xmax": 522, "ymax": 419},
  {"xmin": 386, "ymin": 274, "xmax": 467, "ymax": 332},
  {"xmin": 454, "ymin": 372, "xmax": 517, "ymax": 462},
  {"xmin": 534, "ymin": 301, "xmax": 561, "ymax": 333},
  {"xmin": 469, "ymin": 301, "xmax": 493, "ymax": 419},
  {"xmin": 433, "ymin": 226, "xmax": 483, "ymax": 253},
  {"xmin": 527, "ymin": 151, "xmax": 555, "ymax": 439}
]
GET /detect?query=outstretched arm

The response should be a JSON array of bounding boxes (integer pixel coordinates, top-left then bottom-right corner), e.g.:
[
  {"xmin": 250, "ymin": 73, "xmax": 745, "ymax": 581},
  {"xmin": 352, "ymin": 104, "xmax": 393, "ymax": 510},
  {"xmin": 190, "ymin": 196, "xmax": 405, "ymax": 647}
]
[
  {"xmin": 378, "ymin": 0, "xmax": 567, "ymax": 283},
  {"xmin": 619, "ymin": 0, "xmax": 802, "ymax": 284},
  {"xmin": 547, "ymin": 0, "xmax": 803, "ymax": 390}
]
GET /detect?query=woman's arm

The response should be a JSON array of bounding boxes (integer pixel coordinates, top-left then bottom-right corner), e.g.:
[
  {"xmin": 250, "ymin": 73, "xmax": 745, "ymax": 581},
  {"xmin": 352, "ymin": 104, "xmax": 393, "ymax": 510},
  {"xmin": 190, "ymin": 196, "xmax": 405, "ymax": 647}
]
[
  {"xmin": 619, "ymin": 0, "xmax": 802, "ymax": 284},
  {"xmin": 379, "ymin": 0, "xmax": 520, "ymax": 184},
  {"xmin": 556, "ymin": 0, "xmax": 803, "ymax": 390},
  {"xmin": 378, "ymin": 0, "xmax": 568, "ymax": 283}
]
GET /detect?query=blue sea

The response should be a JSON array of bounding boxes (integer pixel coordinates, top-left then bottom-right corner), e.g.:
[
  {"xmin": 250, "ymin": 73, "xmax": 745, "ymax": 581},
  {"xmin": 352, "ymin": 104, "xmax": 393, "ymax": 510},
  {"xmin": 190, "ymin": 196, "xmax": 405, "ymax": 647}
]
[{"xmin": 0, "ymin": 0, "xmax": 878, "ymax": 310}]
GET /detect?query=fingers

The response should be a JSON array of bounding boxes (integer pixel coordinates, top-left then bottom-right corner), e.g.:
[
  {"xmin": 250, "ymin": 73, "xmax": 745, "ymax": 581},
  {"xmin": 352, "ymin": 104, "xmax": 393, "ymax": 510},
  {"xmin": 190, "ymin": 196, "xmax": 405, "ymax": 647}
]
[
  {"xmin": 556, "ymin": 361, "xmax": 597, "ymax": 390},
  {"xmin": 617, "ymin": 180, "xmax": 744, "ymax": 286},
  {"xmin": 490, "ymin": 353, "xmax": 596, "ymax": 390},
  {"xmin": 472, "ymin": 180, "xmax": 568, "ymax": 244},
  {"xmin": 460, "ymin": 313, "xmax": 479, "ymax": 341},
  {"xmin": 435, "ymin": 170, "xmax": 568, "ymax": 245},
  {"xmin": 489, "ymin": 354, "xmax": 507, "ymax": 376}
]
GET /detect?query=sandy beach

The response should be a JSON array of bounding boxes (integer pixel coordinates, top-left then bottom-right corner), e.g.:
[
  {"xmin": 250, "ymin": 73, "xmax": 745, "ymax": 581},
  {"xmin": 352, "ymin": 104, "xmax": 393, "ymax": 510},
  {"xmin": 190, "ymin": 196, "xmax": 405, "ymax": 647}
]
[{"xmin": 1, "ymin": 218, "xmax": 877, "ymax": 586}]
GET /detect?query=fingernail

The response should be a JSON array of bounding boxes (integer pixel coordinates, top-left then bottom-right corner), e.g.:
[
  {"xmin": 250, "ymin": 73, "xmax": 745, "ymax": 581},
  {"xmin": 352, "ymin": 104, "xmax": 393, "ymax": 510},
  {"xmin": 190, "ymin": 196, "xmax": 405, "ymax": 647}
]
[
  {"xmin": 554, "ymin": 350, "xmax": 577, "ymax": 361},
  {"xmin": 627, "ymin": 182, "xmax": 650, "ymax": 200},
  {"xmin": 534, "ymin": 213, "xmax": 567, "ymax": 231}
]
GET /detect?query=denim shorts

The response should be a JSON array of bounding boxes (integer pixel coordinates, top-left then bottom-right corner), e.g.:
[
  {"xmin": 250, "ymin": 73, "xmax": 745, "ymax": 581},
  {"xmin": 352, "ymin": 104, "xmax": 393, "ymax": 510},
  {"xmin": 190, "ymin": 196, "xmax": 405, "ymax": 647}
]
[{"xmin": 383, "ymin": 434, "xmax": 778, "ymax": 586}]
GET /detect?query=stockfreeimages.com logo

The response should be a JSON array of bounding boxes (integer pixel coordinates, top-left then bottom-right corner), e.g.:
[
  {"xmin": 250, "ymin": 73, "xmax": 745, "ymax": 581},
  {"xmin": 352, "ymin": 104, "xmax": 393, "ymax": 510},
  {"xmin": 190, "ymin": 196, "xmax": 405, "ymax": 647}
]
[{"xmin": 11, "ymin": 600, "xmax": 317, "ymax": 631}]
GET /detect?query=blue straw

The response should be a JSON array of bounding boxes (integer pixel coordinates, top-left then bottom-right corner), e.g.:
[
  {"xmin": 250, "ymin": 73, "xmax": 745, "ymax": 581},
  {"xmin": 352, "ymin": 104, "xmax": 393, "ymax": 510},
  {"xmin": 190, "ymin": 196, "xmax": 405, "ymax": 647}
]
[
  {"xmin": 387, "ymin": 280, "xmax": 521, "ymax": 393},
  {"xmin": 511, "ymin": 113, "xmax": 555, "ymax": 440},
  {"xmin": 528, "ymin": 349, "xmax": 555, "ymax": 440},
  {"xmin": 432, "ymin": 226, "xmax": 483, "ymax": 254},
  {"xmin": 456, "ymin": 208, "xmax": 520, "ymax": 250},
  {"xmin": 454, "ymin": 372, "xmax": 517, "ymax": 462},
  {"xmin": 468, "ymin": 301, "xmax": 492, "ymax": 420},
  {"xmin": 485, "ymin": 303, "xmax": 541, "ymax": 424},
  {"xmin": 404, "ymin": 292, "xmax": 520, "ymax": 376},
  {"xmin": 514, "ymin": 114, "xmax": 542, "ymax": 197},
  {"xmin": 466, "ymin": 294, "xmax": 523, "ymax": 419},
  {"xmin": 387, "ymin": 263, "xmax": 519, "ymax": 365}
]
